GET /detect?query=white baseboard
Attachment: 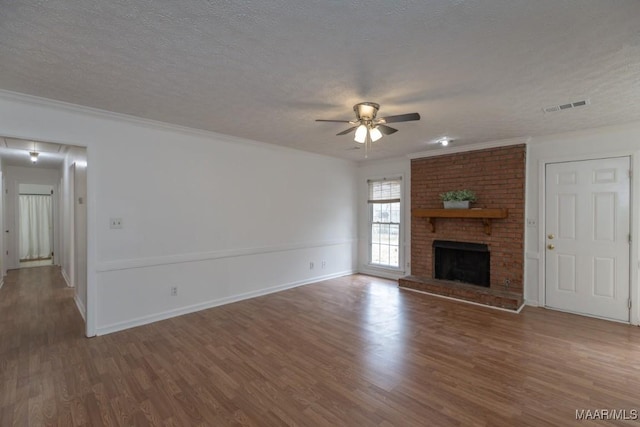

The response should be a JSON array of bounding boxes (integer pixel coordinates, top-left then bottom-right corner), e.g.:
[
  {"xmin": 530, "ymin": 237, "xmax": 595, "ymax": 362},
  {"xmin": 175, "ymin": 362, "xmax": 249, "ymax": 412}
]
[
  {"xmin": 95, "ymin": 270, "xmax": 356, "ymax": 336},
  {"xmin": 400, "ymin": 286, "xmax": 525, "ymax": 313},
  {"xmin": 525, "ymin": 299, "xmax": 540, "ymax": 307},
  {"xmin": 61, "ymin": 268, "xmax": 73, "ymax": 287},
  {"xmin": 543, "ymin": 305, "xmax": 631, "ymax": 325},
  {"xmin": 74, "ymin": 294, "xmax": 86, "ymax": 321}
]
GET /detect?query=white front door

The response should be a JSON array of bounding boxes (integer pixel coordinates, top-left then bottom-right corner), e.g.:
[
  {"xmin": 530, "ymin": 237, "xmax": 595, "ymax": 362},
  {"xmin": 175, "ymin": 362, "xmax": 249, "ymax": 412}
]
[{"xmin": 545, "ymin": 157, "xmax": 630, "ymax": 322}]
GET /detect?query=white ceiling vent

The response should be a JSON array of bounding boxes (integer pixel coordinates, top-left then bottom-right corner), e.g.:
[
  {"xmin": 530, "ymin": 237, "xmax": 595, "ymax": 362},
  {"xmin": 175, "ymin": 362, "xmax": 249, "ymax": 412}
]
[{"xmin": 543, "ymin": 99, "xmax": 590, "ymax": 114}]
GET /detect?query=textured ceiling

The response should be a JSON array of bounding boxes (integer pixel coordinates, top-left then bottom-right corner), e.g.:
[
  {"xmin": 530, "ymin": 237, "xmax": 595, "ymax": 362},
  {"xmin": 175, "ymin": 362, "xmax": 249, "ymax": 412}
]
[{"xmin": 1, "ymin": 0, "xmax": 639, "ymax": 161}]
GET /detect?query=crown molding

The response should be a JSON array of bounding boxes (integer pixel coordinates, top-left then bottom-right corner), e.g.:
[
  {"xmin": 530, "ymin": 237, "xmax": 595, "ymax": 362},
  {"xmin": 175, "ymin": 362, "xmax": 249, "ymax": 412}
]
[
  {"xmin": 407, "ymin": 137, "xmax": 531, "ymax": 160},
  {"xmin": 0, "ymin": 89, "xmax": 356, "ymax": 165},
  {"xmin": 526, "ymin": 119, "xmax": 640, "ymax": 146}
]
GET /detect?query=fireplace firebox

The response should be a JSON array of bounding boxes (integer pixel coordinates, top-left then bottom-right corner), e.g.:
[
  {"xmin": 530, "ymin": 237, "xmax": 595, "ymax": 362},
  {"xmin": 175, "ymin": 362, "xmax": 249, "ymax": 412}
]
[{"xmin": 433, "ymin": 240, "xmax": 490, "ymax": 287}]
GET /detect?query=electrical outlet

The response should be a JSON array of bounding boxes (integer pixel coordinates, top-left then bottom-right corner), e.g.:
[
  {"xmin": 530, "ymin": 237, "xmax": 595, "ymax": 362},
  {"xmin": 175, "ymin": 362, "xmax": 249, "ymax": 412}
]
[
  {"xmin": 110, "ymin": 218, "xmax": 123, "ymax": 229},
  {"xmin": 170, "ymin": 286, "xmax": 178, "ymax": 296},
  {"xmin": 309, "ymin": 262, "xmax": 314, "ymax": 270},
  {"xmin": 526, "ymin": 218, "xmax": 537, "ymax": 227}
]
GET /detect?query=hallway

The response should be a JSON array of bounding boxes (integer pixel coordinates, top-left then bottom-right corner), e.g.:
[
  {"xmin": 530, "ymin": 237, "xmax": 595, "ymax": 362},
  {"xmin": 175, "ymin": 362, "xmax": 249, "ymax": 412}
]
[{"xmin": 0, "ymin": 266, "xmax": 84, "ymax": 425}]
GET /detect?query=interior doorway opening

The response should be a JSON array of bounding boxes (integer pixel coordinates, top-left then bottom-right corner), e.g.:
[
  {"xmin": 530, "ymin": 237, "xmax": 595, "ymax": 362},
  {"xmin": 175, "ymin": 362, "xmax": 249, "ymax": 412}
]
[{"xmin": 0, "ymin": 136, "xmax": 88, "ymax": 330}]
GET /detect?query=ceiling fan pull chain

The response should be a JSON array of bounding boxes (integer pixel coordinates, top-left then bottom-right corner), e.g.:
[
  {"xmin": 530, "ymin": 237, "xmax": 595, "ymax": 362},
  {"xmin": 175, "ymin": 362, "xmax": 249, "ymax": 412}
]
[{"xmin": 365, "ymin": 132, "xmax": 370, "ymax": 159}]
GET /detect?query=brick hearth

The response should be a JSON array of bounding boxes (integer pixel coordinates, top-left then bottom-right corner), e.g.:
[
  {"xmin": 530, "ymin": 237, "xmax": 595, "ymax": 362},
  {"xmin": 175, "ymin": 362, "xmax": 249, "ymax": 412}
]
[
  {"xmin": 399, "ymin": 276, "xmax": 523, "ymax": 310},
  {"xmin": 402, "ymin": 144, "xmax": 526, "ymax": 309}
]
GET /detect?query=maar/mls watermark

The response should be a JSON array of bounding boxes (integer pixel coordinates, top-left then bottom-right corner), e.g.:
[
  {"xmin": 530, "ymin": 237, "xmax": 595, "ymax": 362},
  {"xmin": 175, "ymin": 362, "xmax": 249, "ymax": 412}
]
[{"xmin": 576, "ymin": 409, "xmax": 639, "ymax": 421}]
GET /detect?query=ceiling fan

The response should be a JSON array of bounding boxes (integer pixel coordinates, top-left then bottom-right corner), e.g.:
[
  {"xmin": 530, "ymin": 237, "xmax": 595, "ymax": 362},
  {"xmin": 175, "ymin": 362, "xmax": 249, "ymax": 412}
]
[{"xmin": 316, "ymin": 102, "xmax": 420, "ymax": 147}]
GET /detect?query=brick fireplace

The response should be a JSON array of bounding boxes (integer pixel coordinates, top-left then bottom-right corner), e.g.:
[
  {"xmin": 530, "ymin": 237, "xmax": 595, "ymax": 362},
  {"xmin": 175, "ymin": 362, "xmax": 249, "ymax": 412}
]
[{"xmin": 399, "ymin": 144, "xmax": 526, "ymax": 309}]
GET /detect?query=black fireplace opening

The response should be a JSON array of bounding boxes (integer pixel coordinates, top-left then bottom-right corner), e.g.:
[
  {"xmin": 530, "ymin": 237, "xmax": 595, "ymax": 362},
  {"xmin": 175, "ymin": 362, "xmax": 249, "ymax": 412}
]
[{"xmin": 433, "ymin": 240, "xmax": 490, "ymax": 287}]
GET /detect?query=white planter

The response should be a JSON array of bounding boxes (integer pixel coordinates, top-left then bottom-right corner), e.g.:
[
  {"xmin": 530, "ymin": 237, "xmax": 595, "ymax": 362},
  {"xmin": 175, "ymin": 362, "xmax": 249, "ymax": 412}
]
[{"xmin": 443, "ymin": 200, "xmax": 470, "ymax": 209}]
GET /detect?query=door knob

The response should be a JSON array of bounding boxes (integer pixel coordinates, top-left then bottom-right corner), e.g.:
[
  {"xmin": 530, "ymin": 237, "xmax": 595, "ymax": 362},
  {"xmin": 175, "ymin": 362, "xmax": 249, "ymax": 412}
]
[
  {"xmin": 547, "ymin": 244, "xmax": 555, "ymax": 250},
  {"xmin": 548, "ymin": 234, "xmax": 555, "ymax": 239}
]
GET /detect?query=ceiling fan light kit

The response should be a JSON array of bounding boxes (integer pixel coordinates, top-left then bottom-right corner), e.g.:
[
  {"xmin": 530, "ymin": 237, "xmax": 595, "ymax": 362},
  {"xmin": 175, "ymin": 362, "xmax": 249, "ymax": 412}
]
[
  {"xmin": 369, "ymin": 126, "xmax": 383, "ymax": 142},
  {"xmin": 316, "ymin": 102, "xmax": 420, "ymax": 157},
  {"xmin": 354, "ymin": 124, "xmax": 368, "ymax": 143}
]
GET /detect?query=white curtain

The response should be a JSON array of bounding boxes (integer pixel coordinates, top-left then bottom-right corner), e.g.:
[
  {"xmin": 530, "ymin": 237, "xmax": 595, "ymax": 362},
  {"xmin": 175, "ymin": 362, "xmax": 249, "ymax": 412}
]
[{"xmin": 19, "ymin": 195, "xmax": 52, "ymax": 260}]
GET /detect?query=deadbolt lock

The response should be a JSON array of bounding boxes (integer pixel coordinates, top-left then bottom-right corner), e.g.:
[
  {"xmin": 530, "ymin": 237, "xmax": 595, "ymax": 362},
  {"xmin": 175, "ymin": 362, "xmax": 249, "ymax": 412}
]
[{"xmin": 548, "ymin": 234, "xmax": 555, "ymax": 240}]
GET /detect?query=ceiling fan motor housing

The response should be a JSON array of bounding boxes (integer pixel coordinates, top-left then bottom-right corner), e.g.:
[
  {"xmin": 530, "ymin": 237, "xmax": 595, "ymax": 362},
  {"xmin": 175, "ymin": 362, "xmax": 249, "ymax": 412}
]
[{"xmin": 354, "ymin": 102, "xmax": 380, "ymax": 121}]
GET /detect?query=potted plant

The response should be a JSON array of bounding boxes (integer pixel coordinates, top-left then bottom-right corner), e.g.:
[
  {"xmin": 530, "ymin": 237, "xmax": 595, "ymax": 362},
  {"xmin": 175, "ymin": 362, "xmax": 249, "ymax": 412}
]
[{"xmin": 439, "ymin": 189, "xmax": 477, "ymax": 209}]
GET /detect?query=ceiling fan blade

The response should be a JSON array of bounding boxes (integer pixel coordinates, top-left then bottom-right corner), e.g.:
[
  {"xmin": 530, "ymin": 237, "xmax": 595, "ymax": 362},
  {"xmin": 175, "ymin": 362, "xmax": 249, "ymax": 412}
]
[
  {"xmin": 377, "ymin": 124, "xmax": 398, "ymax": 135},
  {"xmin": 336, "ymin": 126, "xmax": 358, "ymax": 136},
  {"xmin": 316, "ymin": 119, "xmax": 353, "ymax": 123},
  {"xmin": 379, "ymin": 112, "xmax": 421, "ymax": 123}
]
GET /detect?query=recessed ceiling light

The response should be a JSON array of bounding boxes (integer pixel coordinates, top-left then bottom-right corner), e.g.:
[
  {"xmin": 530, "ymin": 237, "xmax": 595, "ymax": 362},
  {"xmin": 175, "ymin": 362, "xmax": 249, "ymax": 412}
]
[{"xmin": 436, "ymin": 137, "xmax": 451, "ymax": 146}]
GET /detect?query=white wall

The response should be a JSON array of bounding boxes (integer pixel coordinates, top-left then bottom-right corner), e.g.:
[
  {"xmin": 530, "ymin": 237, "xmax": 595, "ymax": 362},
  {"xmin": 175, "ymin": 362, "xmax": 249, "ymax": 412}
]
[
  {"xmin": 0, "ymin": 163, "xmax": 3, "ymax": 282},
  {"xmin": 59, "ymin": 148, "xmax": 87, "ymax": 287},
  {"xmin": 357, "ymin": 157, "xmax": 411, "ymax": 279},
  {"xmin": 55, "ymin": 146, "xmax": 89, "ymax": 319},
  {"xmin": 0, "ymin": 91, "xmax": 358, "ymax": 335},
  {"xmin": 4, "ymin": 166, "xmax": 60, "ymax": 269},
  {"xmin": 525, "ymin": 121, "xmax": 640, "ymax": 325}
]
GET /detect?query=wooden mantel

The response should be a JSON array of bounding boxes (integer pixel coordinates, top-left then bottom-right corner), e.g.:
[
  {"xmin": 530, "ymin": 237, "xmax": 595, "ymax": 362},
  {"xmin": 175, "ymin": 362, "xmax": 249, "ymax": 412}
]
[{"xmin": 412, "ymin": 208, "xmax": 508, "ymax": 235}]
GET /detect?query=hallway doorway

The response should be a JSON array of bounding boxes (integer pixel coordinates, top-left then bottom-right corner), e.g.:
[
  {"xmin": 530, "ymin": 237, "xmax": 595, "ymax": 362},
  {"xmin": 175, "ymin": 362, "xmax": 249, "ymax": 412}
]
[
  {"xmin": 18, "ymin": 183, "xmax": 54, "ymax": 268},
  {"xmin": 0, "ymin": 136, "xmax": 88, "ymax": 332}
]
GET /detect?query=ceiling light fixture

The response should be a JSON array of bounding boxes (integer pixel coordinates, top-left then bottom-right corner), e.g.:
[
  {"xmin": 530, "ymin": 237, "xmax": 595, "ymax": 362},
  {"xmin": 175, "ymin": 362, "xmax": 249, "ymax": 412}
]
[
  {"xmin": 354, "ymin": 125, "xmax": 368, "ymax": 143},
  {"xmin": 354, "ymin": 125, "xmax": 383, "ymax": 144},
  {"xmin": 29, "ymin": 141, "xmax": 39, "ymax": 163},
  {"xmin": 370, "ymin": 127, "xmax": 383, "ymax": 142},
  {"xmin": 316, "ymin": 102, "xmax": 421, "ymax": 158}
]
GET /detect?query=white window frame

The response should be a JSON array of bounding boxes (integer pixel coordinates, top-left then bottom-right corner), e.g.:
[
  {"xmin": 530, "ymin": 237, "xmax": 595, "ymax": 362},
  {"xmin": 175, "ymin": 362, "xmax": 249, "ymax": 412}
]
[{"xmin": 367, "ymin": 176, "xmax": 403, "ymax": 272}]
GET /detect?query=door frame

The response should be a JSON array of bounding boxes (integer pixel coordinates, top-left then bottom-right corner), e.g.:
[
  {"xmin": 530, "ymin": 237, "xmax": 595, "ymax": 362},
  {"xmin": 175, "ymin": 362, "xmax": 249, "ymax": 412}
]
[
  {"xmin": 0, "ymin": 133, "xmax": 95, "ymax": 337},
  {"xmin": 12, "ymin": 182, "xmax": 57, "ymax": 268},
  {"xmin": 17, "ymin": 184, "xmax": 56, "ymax": 265},
  {"xmin": 537, "ymin": 151, "xmax": 638, "ymax": 325}
]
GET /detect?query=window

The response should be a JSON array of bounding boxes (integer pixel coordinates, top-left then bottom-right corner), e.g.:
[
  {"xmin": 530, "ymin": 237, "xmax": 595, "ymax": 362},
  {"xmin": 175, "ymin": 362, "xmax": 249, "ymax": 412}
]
[{"xmin": 368, "ymin": 177, "xmax": 402, "ymax": 268}]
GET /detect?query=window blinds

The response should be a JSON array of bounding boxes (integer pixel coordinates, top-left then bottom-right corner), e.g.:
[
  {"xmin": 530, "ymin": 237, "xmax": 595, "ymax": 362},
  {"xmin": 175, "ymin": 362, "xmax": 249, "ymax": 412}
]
[{"xmin": 368, "ymin": 178, "xmax": 402, "ymax": 203}]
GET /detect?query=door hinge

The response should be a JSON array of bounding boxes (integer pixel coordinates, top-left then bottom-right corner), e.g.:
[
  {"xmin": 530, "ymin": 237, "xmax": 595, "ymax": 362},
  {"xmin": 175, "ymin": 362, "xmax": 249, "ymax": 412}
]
[
  {"xmin": 629, "ymin": 170, "xmax": 633, "ymax": 179},
  {"xmin": 629, "ymin": 299, "xmax": 632, "ymax": 310},
  {"xmin": 629, "ymin": 233, "xmax": 632, "ymax": 243}
]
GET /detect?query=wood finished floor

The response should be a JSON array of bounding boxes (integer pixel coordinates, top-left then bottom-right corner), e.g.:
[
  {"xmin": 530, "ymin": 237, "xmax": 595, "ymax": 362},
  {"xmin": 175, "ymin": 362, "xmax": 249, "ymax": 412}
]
[{"xmin": 1, "ymin": 267, "xmax": 640, "ymax": 426}]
